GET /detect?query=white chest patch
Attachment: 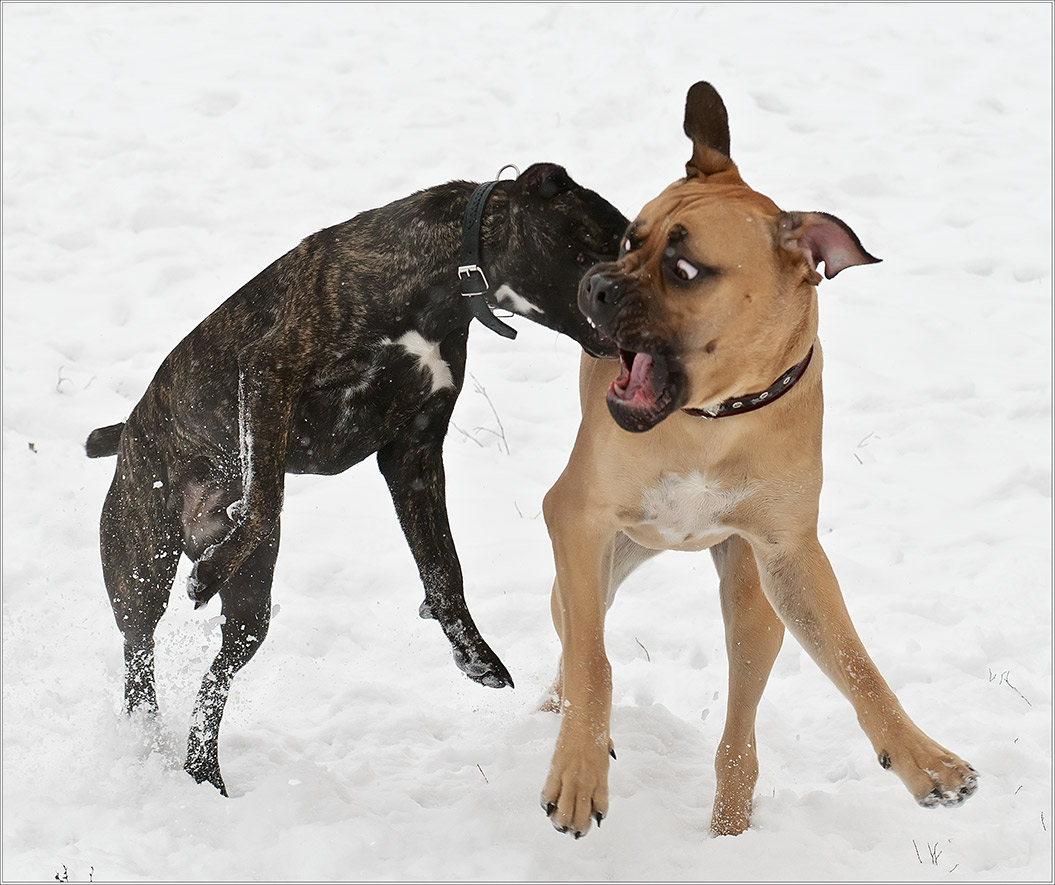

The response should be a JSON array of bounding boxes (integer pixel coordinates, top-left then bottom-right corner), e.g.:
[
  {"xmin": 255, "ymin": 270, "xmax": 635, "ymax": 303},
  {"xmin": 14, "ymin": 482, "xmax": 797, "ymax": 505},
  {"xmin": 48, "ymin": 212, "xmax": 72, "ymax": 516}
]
[
  {"xmin": 494, "ymin": 284, "xmax": 542, "ymax": 316},
  {"xmin": 389, "ymin": 331, "xmax": 454, "ymax": 394},
  {"xmin": 637, "ymin": 471, "xmax": 744, "ymax": 548}
]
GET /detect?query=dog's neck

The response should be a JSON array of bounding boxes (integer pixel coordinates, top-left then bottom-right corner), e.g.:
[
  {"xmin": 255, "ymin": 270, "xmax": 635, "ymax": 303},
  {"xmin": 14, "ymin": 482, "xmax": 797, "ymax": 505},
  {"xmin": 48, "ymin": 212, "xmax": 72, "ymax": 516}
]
[
  {"xmin": 459, "ymin": 180, "xmax": 518, "ymax": 339},
  {"xmin": 683, "ymin": 346, "xmax": 814, "ymax": 419}
]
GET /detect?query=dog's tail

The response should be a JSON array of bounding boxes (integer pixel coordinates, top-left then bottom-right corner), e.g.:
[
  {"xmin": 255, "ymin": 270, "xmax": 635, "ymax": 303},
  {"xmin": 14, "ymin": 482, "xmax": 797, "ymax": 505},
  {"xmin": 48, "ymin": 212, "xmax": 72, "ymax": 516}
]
[{"xmin": 85, "ymin": 422, "xmax": 124, "ymax": 458}]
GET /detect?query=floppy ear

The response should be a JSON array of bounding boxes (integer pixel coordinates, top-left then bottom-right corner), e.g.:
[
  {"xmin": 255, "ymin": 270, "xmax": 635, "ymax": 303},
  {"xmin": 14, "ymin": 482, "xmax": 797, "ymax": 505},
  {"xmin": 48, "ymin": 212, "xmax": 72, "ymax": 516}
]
[
  {"xmin": 516, "ymin": 163, "xmax": 572, "ymax": 199},
  {"xmin": 777, "ymin": 211, "xmax": 881, "ymax": 283},
  {"xmin": 683, "ymin": 81, "xmax": 735, "ymax": 179}
]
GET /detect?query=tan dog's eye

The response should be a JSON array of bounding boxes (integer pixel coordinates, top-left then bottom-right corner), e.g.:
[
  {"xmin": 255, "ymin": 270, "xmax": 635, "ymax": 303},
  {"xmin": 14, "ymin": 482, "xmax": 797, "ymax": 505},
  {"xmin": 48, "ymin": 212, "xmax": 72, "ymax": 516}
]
[
  {"xmin": 622, "ymin": 237, "xmax": 633, "ymax": 254},
  {"xmin": 675, "ymin": 258, "xmax": 699, "ymax": 280}
]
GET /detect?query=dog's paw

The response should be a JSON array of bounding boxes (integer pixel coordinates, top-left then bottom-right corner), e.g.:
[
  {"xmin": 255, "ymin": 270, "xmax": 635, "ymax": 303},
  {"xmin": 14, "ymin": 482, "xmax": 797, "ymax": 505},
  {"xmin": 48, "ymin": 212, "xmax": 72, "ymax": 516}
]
[
  {"xmin": 451, "ymin": 644, "xmax": 514, "ymax": 689},
  {"xmin": 881, "ymin": 740, "xmax": 978, "ymax": 809},
  {"xmin": 539, "ymin": 691, "xmax": 562, "ymax": 714},
  {"xmin": 541, "ymin": 740, "xmax": 611, "ymax": 838},
  {"xmin": 186, "ymin": 559, "xmax": 220, "ymax": 609},
  {"xmin": 184, "ymin": 747, "xmax": 228, "ymax": 797},
  {"xmin": 915, "ymin": 760, "xmax": 979, "ymax": 808},
  {"xmin": 186, "ymin": 528, "xmax": 244, "ymax": 608},
  {"xmin": 710, "ymin": 793, "xmax": 752, "ymax": 837}
]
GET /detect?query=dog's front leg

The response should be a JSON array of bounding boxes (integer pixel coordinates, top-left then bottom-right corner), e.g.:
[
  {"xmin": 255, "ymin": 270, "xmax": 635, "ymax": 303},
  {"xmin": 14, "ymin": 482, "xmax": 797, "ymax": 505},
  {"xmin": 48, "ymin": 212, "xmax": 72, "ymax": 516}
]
[
  {"xmin": 376, "ymin": 415, "xmax": 513, "ymax": 689},
  {"xmin": 188, "ymin": 339, "xmax": 305, "ymax": 606},
  {"xmin": 540, "ymin": 484, "xmax": 615, "ymax": 838},
  {"xmin": 751, "ymin": 532, "xmax": 978, "ymax": 808}
]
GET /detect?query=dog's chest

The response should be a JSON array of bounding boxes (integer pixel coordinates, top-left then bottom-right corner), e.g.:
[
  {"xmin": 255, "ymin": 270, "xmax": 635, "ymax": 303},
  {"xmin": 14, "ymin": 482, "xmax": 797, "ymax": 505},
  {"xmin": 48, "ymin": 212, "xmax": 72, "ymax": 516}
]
[
  {"xmin": 287, "ymin": 331, "xmax": 457, "ymax": 474},
  {"xmin": 628, "ymin": 471, "xmax": 744, "ymax": 551},
  {"xmin": 318, "ymin": 332, "xmax": 454, "ymax": 400},
  {"xmin": 381, "ymin": 331, "xmax": 454, "ymax": 394}
]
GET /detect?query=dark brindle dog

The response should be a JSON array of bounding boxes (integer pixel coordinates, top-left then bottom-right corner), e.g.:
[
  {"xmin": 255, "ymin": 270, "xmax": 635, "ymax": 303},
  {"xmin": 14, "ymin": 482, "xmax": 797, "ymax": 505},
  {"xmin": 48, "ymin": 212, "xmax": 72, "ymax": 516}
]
[{"xmin": 86, "ymin": 163, "xmax": 626, "ymax": 795}]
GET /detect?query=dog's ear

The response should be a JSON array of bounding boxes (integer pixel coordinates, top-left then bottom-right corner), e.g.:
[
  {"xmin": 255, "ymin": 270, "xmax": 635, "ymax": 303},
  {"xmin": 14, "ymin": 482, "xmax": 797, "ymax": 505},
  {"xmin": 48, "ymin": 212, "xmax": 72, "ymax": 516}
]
[
  {"xmin": 778, "ymin": 211, "xmax": 881, "ymax": 283},
  {"xmin": 516, "ymin": 163, "xmax": 572, "ymax": 199},
  {"xmin": 684, "ymin": 81, "xmax": 734, "ymax": 178}
]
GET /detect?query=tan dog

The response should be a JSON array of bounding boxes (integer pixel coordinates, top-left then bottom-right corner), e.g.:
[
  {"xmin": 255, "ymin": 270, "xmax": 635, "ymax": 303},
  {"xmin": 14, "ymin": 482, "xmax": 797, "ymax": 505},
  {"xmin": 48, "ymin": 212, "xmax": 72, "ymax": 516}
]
[{"xmin": 539, "ymin": 82, "xmax": 978, "ymax": 839}]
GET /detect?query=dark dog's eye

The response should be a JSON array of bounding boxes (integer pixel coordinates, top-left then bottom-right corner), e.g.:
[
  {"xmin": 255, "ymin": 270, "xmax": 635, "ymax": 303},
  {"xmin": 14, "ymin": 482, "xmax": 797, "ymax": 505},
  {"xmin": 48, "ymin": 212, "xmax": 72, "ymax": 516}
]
[{"xmin": 674, "ymin": 258, "xmax": 699, "ymax": 280}]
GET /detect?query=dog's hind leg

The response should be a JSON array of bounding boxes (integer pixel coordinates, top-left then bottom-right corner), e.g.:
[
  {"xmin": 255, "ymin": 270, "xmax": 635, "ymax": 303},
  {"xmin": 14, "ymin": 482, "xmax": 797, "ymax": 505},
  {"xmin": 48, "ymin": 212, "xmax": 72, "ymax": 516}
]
[
  {"xmin": 100, "ymin": 455, "xmax": 182, "ymax": 715},
  {"xmin": 751, "ymin": 531, "xmax": 979, "ymax": 809},
  {"xmin": 187, "ymin": 337, "xmax": 305, "ymax": 605},
  {"xmin": 184, "ymin": 524, "xmax": 278, "ymax": 796},
  {"xmin": 377, "ymin": 413, "xmax": 513, "ymax": 690},
  {"xmin": 709, "ymin": 534, "xmax": 785, "ymax": 836}
]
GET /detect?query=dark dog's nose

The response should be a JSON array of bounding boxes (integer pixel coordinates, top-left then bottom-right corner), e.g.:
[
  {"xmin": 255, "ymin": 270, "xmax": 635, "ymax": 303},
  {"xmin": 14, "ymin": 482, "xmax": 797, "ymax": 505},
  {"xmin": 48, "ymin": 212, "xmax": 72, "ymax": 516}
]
[
  {"xmin": 579, "ymin": 271, "xmax": 625, "ymax": 330},
  {"xmin": 584, "ymin": 272, "xmax": 623, "ymax": 307}
]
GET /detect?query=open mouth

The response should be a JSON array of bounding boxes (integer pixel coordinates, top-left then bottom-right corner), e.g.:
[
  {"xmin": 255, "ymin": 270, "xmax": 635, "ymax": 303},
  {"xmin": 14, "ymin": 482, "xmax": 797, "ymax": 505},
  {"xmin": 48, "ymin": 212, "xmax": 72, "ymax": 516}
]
[{"xmin": 607, "ymin": 347, "xmax": 687, "ymax": 432}]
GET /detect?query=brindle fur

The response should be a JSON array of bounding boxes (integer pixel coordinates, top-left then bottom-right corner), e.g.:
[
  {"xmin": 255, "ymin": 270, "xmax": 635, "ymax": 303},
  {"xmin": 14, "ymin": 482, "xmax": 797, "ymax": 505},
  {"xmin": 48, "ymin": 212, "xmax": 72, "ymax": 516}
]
[{"xmin": 88, "ymin": 164, "xmax": 627, "ymax": 795}]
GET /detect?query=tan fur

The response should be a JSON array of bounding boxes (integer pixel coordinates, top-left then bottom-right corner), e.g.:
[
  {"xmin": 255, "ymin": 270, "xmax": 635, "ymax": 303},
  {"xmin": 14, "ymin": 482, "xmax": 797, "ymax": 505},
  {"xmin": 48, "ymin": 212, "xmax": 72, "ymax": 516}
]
[{"xmin": 540, "ymin": 84, "xmax": 976, "ymax": 839}]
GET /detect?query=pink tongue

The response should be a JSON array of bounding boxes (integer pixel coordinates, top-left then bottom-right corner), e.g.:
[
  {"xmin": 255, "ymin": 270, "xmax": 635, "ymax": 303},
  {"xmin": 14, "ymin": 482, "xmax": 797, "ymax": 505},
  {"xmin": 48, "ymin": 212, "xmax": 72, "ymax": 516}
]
[
  {"xmin": 625, "ymin": 353, "xmax": 655, "ymax": 398},
  {"xmin": 612, "ymin": 352, "xmax": 657, "ymax": 405}
]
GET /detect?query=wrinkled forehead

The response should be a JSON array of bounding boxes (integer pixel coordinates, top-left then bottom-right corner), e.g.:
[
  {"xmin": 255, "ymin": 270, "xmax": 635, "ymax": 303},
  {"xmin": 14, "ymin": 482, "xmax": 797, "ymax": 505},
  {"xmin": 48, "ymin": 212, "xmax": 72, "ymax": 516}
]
[{"xmin": 632, "ymin": 179, "xmax": 783, "ymax": 252}]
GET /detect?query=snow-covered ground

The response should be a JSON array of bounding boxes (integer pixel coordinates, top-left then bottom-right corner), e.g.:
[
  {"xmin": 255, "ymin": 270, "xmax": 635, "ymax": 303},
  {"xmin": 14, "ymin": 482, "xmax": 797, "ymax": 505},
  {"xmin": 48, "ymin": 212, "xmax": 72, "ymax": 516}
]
[{"xmin": 3, "ymin": 3, "xmax": 1051, "ymax": 881}]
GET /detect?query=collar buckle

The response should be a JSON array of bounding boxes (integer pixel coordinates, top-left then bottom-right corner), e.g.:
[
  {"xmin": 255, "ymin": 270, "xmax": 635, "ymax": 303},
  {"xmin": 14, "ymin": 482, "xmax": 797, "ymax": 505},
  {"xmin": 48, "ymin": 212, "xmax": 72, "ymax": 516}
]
[{"xmin": 458, "ymin": 264, "xmax": 490, "ymax": 297}]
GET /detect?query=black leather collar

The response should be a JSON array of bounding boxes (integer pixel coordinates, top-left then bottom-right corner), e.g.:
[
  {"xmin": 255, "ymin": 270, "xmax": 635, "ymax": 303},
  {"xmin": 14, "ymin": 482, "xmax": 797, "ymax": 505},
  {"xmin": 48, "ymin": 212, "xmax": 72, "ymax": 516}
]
[
  {"xmin": 683, "ymin": 346, "xmax": 814, "ymax": 419},
  {"xmin": 459, "ymin": 181, "xmax": 517, "ymax": 339}
]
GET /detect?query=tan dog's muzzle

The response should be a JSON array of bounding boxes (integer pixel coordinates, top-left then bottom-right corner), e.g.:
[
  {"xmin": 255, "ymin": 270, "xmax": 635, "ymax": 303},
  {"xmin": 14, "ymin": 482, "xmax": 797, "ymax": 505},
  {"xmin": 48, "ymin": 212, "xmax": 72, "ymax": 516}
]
[{"xmin": 579, "ymin": 266, "xmax": 690, "ymax": 431}]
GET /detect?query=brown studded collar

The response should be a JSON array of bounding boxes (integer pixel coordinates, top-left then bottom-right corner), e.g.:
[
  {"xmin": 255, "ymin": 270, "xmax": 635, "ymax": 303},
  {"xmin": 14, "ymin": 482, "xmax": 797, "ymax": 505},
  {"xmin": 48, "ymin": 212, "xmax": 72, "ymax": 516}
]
[{"xmin": 683, "ymin": 346, "xmax": 814, "ymax": 419}]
